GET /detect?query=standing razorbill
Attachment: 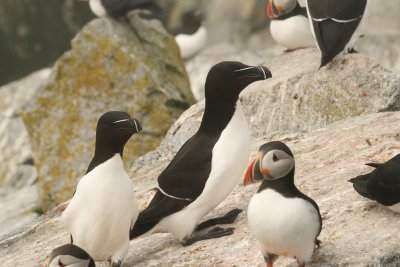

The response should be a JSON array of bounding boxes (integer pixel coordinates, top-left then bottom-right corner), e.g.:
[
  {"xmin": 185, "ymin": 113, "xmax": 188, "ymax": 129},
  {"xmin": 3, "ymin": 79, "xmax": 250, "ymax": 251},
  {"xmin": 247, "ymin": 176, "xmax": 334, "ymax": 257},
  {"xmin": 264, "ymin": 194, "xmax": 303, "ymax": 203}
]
[
  {"xmin": 80, "ymin": 0, "xmax": 161, "ymax": 19},
  {"xmin": 169, "ymin": 9, "xmax": 207, "ymax": 59},
  {"xmin": 349, "ymin": 154, "xmax": 400, "ymax": 213},
  {"xmin": 306, "ymin": 0, "xmax": 369, "ymax": 68},
  {"xmin": 61, "ymin": 111, "xmax": 141, "ymax": 267},
  {"xmin": 130, "ymin": 61, "xmax": 272, "ymax": 245},
  {"xmin": 244, "ymin": 141, "xmax": 322, "ymax": 267},
  {"xmin": 267, "ymin": 0, "xmax": 315, "ymax": 51},
  {"xmin": 46, "ymin": 244, "xmax": 95, "ymax": 267}
]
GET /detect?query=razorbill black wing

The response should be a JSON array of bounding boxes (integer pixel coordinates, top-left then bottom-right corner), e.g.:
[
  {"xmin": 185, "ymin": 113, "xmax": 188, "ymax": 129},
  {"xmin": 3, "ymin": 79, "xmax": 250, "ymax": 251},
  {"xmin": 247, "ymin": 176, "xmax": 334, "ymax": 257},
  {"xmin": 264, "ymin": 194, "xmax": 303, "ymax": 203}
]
[
  {"xmin": 349, "ymin": 154, "xmax": 400, "ymax": 213},
  {"xmin": 307, "ymin": 0, "xmax": 369, "ymax": 68},
  {"xmin": 267, "ymin": 0, "xmax": 315, "ymax": 50},
  {"xmin": 244, "ymin": 141, "xmax": 322, "ymax": 267},
  {"xmin": 61, "ymin": 111, "xmax": 141, "ymax": 266},
  {"xmin": 82, "ymin": 0, "xmax": 161, "ymax": 18},
  {"xmin": 169, "ymin": 9, "xmax": 207, "ymax": 59},
  {"xmin": 131, "ymin": 62, "xmax": 272, "ymax": 245},
  {"xmin": 47, "ymin": 244, "xmax": 95, "ymax": 267}
]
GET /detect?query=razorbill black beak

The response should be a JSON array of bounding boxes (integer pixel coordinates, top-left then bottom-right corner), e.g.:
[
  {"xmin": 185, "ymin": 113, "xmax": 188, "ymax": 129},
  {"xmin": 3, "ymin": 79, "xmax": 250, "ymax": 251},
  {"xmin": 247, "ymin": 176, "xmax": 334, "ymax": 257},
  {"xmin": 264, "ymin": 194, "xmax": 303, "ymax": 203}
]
[
  {"xmin": 234, "ymin": 65, "xmax": 272, "ymax": 80},
  {"xmin": 112, "ymin": 117, "xmax": 142, "ymax": 133}
]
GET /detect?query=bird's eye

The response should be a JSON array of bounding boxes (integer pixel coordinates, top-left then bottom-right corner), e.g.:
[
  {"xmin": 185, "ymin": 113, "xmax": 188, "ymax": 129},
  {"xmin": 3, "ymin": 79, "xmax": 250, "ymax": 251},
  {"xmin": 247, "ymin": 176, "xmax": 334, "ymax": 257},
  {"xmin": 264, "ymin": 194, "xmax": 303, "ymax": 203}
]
[{"xmin": 273, "ymin": 153, "xmax": 279, "ymax": 162}]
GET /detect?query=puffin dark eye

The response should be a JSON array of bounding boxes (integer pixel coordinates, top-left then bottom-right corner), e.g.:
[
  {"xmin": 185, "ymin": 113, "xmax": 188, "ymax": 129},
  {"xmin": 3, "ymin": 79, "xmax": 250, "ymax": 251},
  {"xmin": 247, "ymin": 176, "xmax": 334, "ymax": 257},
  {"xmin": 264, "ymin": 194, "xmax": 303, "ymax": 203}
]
[{"xmin": 273, "ymin": 153, "xmax": 279, "ymax": 162}]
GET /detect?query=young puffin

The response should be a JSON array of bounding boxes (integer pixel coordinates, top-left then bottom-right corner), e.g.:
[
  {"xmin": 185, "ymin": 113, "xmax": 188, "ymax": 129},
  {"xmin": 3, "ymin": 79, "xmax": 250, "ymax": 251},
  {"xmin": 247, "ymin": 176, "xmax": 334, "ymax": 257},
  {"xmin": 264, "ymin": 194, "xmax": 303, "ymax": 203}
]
[
  {"xmin": 61, "ymin": 111, "xmax": 141, "ymax": 267},
  {"xmin": 244, "ymin": 141, "xmax": 322, "ymax": 267},
  {"xmin": 267, "ymin": 0, "xmax": 315, "ymax": 51},
  {"xmin": 349, "ymin": 154, "xmax": 400, "ymax": 213},
  {"xmin": 45, "ymin": 244, "xmax": 95, "ymax": 267}
]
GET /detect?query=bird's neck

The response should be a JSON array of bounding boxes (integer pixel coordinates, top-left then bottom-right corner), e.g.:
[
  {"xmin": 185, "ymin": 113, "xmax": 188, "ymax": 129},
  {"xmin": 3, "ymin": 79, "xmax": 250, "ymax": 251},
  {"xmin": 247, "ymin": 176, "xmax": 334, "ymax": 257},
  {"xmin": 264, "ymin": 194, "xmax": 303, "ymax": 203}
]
[
  {"xmin": 257, "ymin": 169, "xmax": 298, "ymax": 196},
  {"xmin": 198, "ymin": 97, "xmax": 239, "ymax": 134},
  {"xmin": 87, "ymin": 144, "xmax": 123, "ymax": 174}
]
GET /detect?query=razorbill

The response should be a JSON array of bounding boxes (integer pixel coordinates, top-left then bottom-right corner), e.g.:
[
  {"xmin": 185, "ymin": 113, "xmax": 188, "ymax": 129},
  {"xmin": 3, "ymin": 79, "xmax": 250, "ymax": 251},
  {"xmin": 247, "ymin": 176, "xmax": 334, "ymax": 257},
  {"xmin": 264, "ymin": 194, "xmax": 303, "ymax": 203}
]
[
  {"xmin": 244, "ymin": 141, "xmax": 322, "ymax": 267},
  {"xmin": 80, "ymin": 0, "xmax": 161, "ymax": 19},
  {"xmin": 130, "ymin": 61, "xmax": 272, "ymax": 245},
  {"xmin": 169, "ymin": 9, "xmax": 207, "ymax": 59},
  {"xmin": 46, "ymin": 244, "xmax": 95, "ymax": 267},
  {"xmin": 349, "ymin": 154, "xmax": 400, "ymax": 213},
  {"xmin": 306, "ymin": 0, "xmax": 369, "ymax": 68},
  {"xmin": 267, "ymin": 0, "xmax": 315, "ymax": 50},
  {"xmin": 61, "ymin": 111, "xmax": 141, "ymax": 267}
]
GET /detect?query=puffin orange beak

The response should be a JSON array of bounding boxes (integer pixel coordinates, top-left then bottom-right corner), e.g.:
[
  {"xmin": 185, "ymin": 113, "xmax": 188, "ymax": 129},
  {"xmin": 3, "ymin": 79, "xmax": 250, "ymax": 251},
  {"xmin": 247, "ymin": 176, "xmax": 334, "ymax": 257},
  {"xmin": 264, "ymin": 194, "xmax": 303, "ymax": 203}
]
[
  {"xmin": 267, "ymin": 0, "xmax": 278, "ymax": 19},
  {"xmin": 243, "ymin": 155, "xmax": 261, "ymax": 186}
]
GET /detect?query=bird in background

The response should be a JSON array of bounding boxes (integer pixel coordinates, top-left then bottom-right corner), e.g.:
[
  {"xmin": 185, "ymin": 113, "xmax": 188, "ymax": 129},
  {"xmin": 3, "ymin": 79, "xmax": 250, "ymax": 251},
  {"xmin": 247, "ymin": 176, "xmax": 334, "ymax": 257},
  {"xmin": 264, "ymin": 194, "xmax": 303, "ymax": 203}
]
[
  {"xmin": 349, "ymin": 154, "xmax": 400, "ymax": 213},
  {"xmin": 44, "ymin": 244, "xmax": 95, "ymax": 267},
  {"xmin": 130, "ymin": 61, "xmax": 272, "ymax": 246},
  {"xmin": 80, "ymin": 0, "xmax": 161, "ymax": 19},
  {"xmin": 306, "ymin": 0, "xmax": 369, "ymax": 68},
  {"xmin": 61, "ymin": 111, "xmax": 141, "ymax": 267},
  {"xmin": 266, "ymin": 0, "xmax": 315, "ymax": 51},
  {"xmin": 169, "ymin": 9, "xmax": 207, "ymax": 60},
  {"xmin": 244, "ymin": 141, "xmax": 322, "ymax": 267}
]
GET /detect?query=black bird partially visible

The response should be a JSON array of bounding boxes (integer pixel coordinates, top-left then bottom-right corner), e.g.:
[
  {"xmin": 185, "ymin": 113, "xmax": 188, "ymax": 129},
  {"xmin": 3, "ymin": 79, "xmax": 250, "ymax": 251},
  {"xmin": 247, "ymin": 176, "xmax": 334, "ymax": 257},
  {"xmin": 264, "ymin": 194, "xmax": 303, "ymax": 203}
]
[
  {"xmin": 81, "ymin": 0, "xmax": 161, "ymax": 19},
  {"xmin": 47, "ymin": 244, "xmax": 95, "ymax": 267},
  {"xmin": 306, "ymin": 0, "xmax": 369, "ymax": 68},
  {"xmin": 349, "ymin": 154, "xmax": 400, "ymax": 213}
]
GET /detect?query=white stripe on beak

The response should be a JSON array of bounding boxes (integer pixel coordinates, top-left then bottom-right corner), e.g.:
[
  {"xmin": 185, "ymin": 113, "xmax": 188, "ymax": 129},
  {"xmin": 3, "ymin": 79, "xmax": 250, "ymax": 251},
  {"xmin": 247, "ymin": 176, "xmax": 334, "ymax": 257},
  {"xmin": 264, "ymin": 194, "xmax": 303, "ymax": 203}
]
[
  {"xmin": 258, "ymin": 66, "xmax": 267, "ymax": 80},
  {"xmin": 233, "ymin": 66, "xmax": 257, "ymax": 73},
  {"xmin": 113, "ymin": 119, "xmax": 130, "ymax": 124},
  {"xmin": 132, "ymin": 119, "xmax": 139, "ymax": 132}
]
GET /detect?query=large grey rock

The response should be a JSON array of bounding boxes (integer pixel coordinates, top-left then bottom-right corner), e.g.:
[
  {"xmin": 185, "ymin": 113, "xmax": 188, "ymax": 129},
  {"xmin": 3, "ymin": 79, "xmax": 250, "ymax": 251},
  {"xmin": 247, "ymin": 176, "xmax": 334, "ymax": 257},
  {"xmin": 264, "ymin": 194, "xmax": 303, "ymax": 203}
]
[
  {"xmin": 0, "ymin": 68, "xmax": 50, "ymax": 191},
  {"xmin": 20, "ymin": 15, "xmax": 194, "ymax": 211},
  {"xmin": 2, "ymin": 111, "xmax": 400, "ymax": 266}
]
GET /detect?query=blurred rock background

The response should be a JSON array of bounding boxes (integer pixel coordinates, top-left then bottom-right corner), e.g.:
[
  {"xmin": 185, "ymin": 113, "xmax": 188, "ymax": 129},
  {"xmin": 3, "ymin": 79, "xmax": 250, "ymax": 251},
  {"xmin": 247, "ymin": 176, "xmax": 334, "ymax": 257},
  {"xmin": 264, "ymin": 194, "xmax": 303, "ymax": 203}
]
[{"xmin": 0, "ymin": 0, "xmax": 399, "ymax": 266}]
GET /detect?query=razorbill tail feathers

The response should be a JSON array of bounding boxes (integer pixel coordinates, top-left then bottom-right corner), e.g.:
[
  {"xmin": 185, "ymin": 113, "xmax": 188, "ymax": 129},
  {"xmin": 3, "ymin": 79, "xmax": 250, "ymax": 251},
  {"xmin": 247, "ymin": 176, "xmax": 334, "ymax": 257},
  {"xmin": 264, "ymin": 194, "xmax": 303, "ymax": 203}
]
[
  {"xmin": 170, "ymin": 9, "xmax": 207, "ymax": 59},
  {"xmin": 349, "ymin": 154, "xmax": 400, "ymax": 213},
  {"xmin": 81, "ymin": 0, "xmax": 161, "ymax": 19},
  {"xmin": 61, "ymin": 111, "xmax": 141, "ymax": 267},
  {"xmin": 267, "ymin": 0, "xmax": 315, "ymax": 51},
  {"xmin": 130, "ymin": 61, "xmax": 272, "ymax": 246},
  {"xmin": 244, "ymin": 141, "xmax": 322, "ymax": 267},
  {"xmin": 46, "ymin": 244, "xmax": 95, "ymax": 267},
  {"xmin": 306, "ymin": 0, "xmax": 369, "ymax": 68}
]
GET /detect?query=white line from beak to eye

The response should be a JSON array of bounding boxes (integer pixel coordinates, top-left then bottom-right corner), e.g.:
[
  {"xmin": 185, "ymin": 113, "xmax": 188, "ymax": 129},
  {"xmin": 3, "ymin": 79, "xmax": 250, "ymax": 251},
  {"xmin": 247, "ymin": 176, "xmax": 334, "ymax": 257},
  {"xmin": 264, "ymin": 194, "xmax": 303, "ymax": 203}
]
[
  {"xmin": 113, "ymin": 119, "xmax": 130, "ymax": 124},
  {"xmin": 233, "ymin": 66, "xmax": 257, "ymax": 72},
  {"xmin": 258, "ymin": 66, "xmax": 267, "ymax": 80},
  {"xmin": 133, "ymin": 119, "xmax": 139, "ymax": 132}
]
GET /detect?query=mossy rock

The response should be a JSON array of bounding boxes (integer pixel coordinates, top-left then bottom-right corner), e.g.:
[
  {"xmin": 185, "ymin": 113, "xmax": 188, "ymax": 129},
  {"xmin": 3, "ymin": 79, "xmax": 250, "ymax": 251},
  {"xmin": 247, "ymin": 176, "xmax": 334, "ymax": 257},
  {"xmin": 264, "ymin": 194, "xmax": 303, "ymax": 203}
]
[{"xmin": 21, "ymin": 16, "xmax": 194, "ymax": 211}]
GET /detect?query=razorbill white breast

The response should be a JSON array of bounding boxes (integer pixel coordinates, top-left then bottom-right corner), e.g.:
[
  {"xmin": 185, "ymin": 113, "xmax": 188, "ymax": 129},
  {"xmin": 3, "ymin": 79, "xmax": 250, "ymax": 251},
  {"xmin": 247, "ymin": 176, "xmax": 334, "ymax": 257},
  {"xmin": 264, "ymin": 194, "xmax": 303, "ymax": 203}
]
[
  {"xmin": 349, "ymin": 154, "xmax": 400, "ymax": 213},
  {"xmin": 130, "ymin": 61, "xmax": 272, "ymax": 245},
  {"xmin": 244, "ymin": 141, "xmax": 322, "ymax": 267},
  {"xmin": 306, "ymin": 0, "xmax": 369, "ymax": 68},
  {"xmin": 169, "ymin": 9, "xmax": 207, "ymax": 59},
  {"xmin": 80, "ymin": 0, "xmax": 161, "ymax": 19},
  {"xmin": 46, "ymin": 244, "xmax": 95, "ymax": 267},
  {"xmin": 61, "ymin": 111, "xmax": 141, "ymax": 267},
  {"xmin": 267, "ymin": 0, "xmax": 315, "ymax": 51}
]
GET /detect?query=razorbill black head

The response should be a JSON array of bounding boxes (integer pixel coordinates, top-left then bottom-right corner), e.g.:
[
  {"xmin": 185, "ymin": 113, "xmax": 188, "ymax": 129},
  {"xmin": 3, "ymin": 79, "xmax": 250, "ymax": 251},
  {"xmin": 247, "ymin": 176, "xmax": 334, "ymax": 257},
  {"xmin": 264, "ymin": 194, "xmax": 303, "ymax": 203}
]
[
  {"xmin": 130, "ymin": 61, "xmax": 272, "ymax": 246},
  {"xmin": 307, "ymin": 0, "xmax": 369, "ymax": 68},
  {"xmin": 349, "ymin": 154, "xmax": 400, "ymax": 213},
  {"xmin": 61, "ymin": 111, "xmax": 140, "ymax": 266},
  {"xmin": 80, "ymin": 0, "xmax": 161, "ymax": 19},
  {"xmin": 47, "ymin": 244, "xmax": 95, "ymax": 267},
  {"xmin": 87, "ymin": 111, "xmax": 141, "ymax": 173},
  {"xmin": 245, "ymin": 141, "xmax": 322, "ymax": 267}
]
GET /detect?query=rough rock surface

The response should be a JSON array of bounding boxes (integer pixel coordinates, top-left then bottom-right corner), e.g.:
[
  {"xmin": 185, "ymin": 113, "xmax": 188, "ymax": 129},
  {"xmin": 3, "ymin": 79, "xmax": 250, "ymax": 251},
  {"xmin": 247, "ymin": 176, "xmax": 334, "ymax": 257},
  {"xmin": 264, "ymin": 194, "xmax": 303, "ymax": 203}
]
[
  {"xmin": 0, "ymin": 68, "xmax": 50, "ymax": 190},
  {"xmin": 20, "ymin": 15, "xmax": 194, "ymax": 211},
  {"xmin": 2, "ymin": 111, "xmax": 400, "ymax": 266}
]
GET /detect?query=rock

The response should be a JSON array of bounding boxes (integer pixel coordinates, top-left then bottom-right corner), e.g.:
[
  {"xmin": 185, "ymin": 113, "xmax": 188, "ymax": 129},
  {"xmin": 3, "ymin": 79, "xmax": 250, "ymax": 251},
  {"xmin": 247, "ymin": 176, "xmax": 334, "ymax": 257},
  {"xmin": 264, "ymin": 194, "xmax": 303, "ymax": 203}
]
[
  {"xmin": 21, "ymin": 15, "xmax": 194, "ymax": 211},
  {"xmin": 366, "ymin": 0, "xmax": 400, "ymax": 35},
  {"xmin": 2, "ymin": 111, "xmax": 400, "ymax": 266},
  {"xmin": 0, "ymin": 68, "xmax": 50, "ymax": 191}
]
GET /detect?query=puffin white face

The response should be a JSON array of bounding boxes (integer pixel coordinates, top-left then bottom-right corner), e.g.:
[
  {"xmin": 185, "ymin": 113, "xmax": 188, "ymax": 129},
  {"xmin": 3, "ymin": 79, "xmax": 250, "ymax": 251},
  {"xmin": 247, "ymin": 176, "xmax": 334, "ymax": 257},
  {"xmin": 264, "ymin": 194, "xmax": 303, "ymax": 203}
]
[
  {"xmin": 49, "ymin": 255, "xmax": 91, "ymax": 267},
  {"xmin": 260, "ymin": 149, "xmax": 294, "ymax": 179}
]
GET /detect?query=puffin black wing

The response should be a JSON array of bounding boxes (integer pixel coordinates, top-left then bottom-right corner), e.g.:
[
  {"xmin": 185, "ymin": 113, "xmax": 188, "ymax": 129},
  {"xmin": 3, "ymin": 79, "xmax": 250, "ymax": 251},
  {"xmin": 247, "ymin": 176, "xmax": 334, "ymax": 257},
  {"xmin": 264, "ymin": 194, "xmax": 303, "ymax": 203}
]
[
  {"xmin": 131, "ymin": 133, "xmax": 219, "ymax": 239},
  {"xmin": 307, "ymin": 0, "xmax": 367, "ymax": 67},
  {"xmin": 101, "ymin": 0, "xmax": 161, "ymax": 18}
]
